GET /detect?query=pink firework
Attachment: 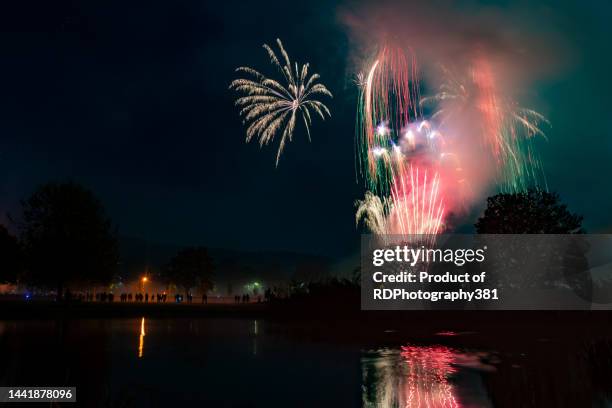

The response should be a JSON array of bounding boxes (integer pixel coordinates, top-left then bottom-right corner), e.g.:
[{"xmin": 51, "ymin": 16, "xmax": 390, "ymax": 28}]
[{"xmin": 387, "ymin": 163, "xmax": 445, "ymax": 237}]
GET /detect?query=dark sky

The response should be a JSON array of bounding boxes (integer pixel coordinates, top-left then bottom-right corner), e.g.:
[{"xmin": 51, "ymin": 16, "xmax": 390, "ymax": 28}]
[{"xmin": 1, "ymin": 0, "xmax": 611, "ymax": 257}]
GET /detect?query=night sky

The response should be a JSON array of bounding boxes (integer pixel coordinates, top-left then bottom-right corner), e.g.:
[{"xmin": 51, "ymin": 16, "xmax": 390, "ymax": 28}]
[{"xmin": 1, "ymin": 0, "xmax": 611, "ymax": 257}]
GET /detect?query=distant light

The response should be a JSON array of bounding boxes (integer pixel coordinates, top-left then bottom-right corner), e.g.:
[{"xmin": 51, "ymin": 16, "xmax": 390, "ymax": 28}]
[{"xmin": 142, "ymin": 276, "xmax": 148, "ymax": 283}]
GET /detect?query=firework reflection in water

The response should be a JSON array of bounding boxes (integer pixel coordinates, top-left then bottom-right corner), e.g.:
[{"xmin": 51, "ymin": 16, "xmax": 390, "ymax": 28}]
[{"xmin": 362, "ymin": 345, "xmax": 496, "ymax": 407}]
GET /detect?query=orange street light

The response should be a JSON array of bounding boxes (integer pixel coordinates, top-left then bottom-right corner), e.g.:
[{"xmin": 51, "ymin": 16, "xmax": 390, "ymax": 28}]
[{"xmin": 140, "ymin": 276, "xmax": 148, "ymax": 293}]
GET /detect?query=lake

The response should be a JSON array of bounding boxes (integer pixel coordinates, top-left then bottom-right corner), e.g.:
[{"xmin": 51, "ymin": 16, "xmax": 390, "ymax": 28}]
[{"xmin": 1, "ymin": 317, "xmax": 611, "ymax": 407}]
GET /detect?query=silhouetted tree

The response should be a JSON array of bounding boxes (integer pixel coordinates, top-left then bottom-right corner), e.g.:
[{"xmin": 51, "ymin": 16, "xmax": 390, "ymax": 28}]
[
  {"xmin": 0, "ymin": 225, "xmax": 22, "ymax": 284},
  {"xmin": 475, "ymin": 190, "xmax": 583, "ymax": 234},
  {"xmin": 163, "ymin": 247, "xmax": 214, "ymax": 296},
  {"xmin": 475, "ymin": 190, "xmax": 590, "ymax": 302},
  {"xmin": 19, "ymin": 182, "xmax": 118, "ymax": 299}
]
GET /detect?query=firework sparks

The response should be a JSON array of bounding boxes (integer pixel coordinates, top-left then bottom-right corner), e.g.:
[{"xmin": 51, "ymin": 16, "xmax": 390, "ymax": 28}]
[
  {"xmin": 229, "ymin": 39, "xmax": 332, "ymax": 166},
  {"xmin": 356, "ymin": 163, "xmax": 445, "ymax": 241},
  {"xmin": 355, "ymin": 191, "xmax": 389, "ymax": 236},
  {"xmin": 356, "ymin": 46, "xmax": 422, "ymax": 193},
  {"xmin": 388, "ymin": 165, "xmax": 445, "ymax": 238},
  {"xmin": 354, "ymin": 71, "xmax": 367, "ymax": 89}
]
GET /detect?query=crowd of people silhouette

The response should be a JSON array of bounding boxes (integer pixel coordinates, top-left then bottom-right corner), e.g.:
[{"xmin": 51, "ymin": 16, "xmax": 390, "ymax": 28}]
[{"xmin": 61, "ymin": 287, "xmax": 282, "ymax": 304}]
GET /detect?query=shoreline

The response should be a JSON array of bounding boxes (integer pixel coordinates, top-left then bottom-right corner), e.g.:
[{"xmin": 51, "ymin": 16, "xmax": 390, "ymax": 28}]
[
  {"xmin": 0, "ymin": 300, "xmax": 269, "ymax": 319},
  {"xmin": 2, "ymin": 300, "xmax": 611, "ymax": 335}
]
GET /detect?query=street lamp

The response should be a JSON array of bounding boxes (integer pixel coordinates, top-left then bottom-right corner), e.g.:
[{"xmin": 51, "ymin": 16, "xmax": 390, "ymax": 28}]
[{"xmin": 141, "ymin": 276, "xmax": 148, "ymax": 293}]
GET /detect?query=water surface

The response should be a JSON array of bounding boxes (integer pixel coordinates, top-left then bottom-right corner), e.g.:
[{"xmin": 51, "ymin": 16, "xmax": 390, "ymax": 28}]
[{"xmin": 0, "ymin": 318, "xmax": 610, "ymax": 407}]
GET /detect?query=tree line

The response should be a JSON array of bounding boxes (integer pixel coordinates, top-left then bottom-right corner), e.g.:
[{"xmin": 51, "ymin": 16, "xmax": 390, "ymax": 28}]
[
  {"xmin": 1, "ymin": 181, "xmax": 583, "ymax": 299},
  {"xmin": 0, "ymin": 182, "xmax": 213, "ymax": 300}
]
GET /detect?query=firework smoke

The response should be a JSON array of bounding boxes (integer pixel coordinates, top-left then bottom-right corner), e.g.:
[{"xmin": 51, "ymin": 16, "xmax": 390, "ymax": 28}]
[{"xmin": 346, "ymin": 0, "xmax": 560, "ymax": 235}]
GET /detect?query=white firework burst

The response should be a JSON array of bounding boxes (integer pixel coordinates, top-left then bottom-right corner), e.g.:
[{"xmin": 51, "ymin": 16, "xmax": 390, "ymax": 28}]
[{"xmin": 229, "ymin": 39, "xmax": 333, "ymax": 165}]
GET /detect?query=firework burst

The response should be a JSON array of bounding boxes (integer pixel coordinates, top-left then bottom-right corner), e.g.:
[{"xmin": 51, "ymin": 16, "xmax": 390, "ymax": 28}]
[
  {"xmin": 353, "ymin": 45, "xmax": 549, "ymax": 239},
  {"xmin": 354, "ymin": 51, "xmax": 451, "ymax": 239},
  {"xmin": 229, "ymin": 39, "xmax": 333, "ymax": 166}
]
